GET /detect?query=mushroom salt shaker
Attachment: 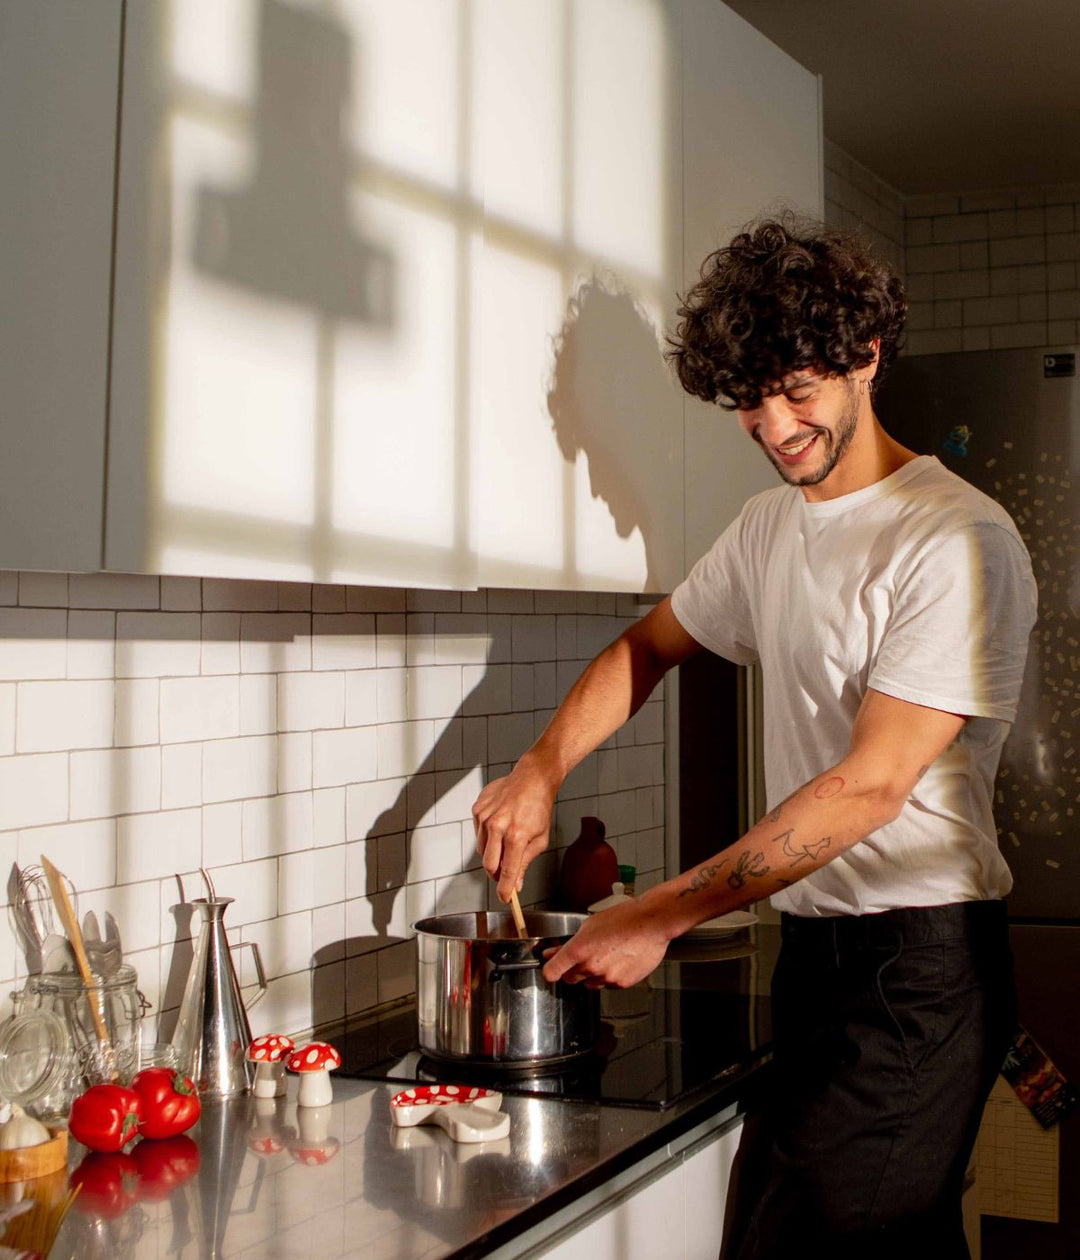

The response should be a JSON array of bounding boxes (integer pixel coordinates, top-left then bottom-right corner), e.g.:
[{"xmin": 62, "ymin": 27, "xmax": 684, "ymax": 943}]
[
  {"xmin": 286, "ymin": 1042, "xmax": 341, "ymax": 1107},
  {"xmin": 247, "ymin": 1034, "xmax": 295, "ymax": 1098}
]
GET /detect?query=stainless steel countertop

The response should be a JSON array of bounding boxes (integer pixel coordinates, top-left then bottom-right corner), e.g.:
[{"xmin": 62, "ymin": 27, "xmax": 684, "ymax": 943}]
[{"xmin": 48, "ymin": 1065, "xmax": 765, "ymax": 1259}]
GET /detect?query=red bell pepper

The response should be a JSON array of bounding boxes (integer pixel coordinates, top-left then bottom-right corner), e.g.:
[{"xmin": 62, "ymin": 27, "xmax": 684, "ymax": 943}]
[
  {"xmin": 130, "ymin": 1067, "xmax": 201, "ymax": 1140},
  {"xmin": 69, "ymin": 1084, "xmax": 143, "ymax": 1153}
]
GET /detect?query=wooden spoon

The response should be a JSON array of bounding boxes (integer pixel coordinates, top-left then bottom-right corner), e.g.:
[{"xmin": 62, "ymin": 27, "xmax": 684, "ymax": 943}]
[
  {"xmin": 39, "ymin": 855, "xmax": 118, "ymax": 1080},
  {"xmin": 508, "ymin": 889, "xmax": 528, "ymax": 939}
]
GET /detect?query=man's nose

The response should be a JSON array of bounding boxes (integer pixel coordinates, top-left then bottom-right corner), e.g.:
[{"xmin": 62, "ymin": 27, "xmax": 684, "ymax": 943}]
[{"xmin": 752, "ymin": 396, "xmax": 800, "ymax": 446}]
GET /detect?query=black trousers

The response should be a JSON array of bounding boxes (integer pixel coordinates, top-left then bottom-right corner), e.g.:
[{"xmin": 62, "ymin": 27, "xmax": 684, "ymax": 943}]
[{"xmin": 730, "ymin": 901, "xmax": 1016, "ymax": 1260}]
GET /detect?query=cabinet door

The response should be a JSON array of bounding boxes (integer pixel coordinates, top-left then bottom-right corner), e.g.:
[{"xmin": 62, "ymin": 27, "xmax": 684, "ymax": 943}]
[
  {"xmin": 471, "ymin": 0, "xmax": 685, "ymax": 594},
  {"xmin": 681, "ymin": 1, "xmax": 823, "ymax": 572},
  {"xmin": 107, "ymin": 0, "xmax": 476, "ymax": 587},
  {"xmin": 0, "ymin": 0, "xmax": 121, "ymax": 572}
]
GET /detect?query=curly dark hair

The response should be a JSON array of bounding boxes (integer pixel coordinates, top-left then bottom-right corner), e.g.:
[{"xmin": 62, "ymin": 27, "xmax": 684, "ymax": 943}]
[{"xmin": 666, "ymin": 215, "xmax": 907, "ymax": 410}]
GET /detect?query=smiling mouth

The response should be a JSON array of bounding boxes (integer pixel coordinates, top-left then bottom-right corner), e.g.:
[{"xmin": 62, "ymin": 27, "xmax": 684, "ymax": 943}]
[{"xmin": 774, "ymin": 433, "xmax": 819, "ymax": 462}]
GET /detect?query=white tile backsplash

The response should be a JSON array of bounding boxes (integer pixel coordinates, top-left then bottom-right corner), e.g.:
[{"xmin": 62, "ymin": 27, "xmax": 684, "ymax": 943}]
[{"xmin": 1, "ymin": 576, "xmax": 665, "ymax": 1039}]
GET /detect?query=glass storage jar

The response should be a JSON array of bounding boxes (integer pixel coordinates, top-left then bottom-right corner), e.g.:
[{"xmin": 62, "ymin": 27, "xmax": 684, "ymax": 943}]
[
  {"xmin": 21, "ymin": 964, "xmax": 149, "ymax": 1087},
  {"xmin": 0, "ymin": 1007, "xmax": 74, "ymax": 1121}
]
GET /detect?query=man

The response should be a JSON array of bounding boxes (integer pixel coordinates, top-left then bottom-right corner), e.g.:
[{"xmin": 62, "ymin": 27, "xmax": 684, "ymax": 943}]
[{"xmin": 472, "ymin": 218, "xmax": 1036, "ymax": 1257}]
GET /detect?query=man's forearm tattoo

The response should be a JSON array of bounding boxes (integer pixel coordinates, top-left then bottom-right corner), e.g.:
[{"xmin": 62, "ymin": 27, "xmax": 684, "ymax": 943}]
[
  {"xmin": 727, "ymin": 849, "xmax": 770, "ymax": 889},
  {"xmin": 779, "ymin": 828, "xmax": 832, "ymax": 867},
  {"xmin": 678, "ymin": 859, "xmax": 729, "ymax": 897},
  {"xmin": 812, "ymin": 775, "xmax": 844, "ymax": 800}
]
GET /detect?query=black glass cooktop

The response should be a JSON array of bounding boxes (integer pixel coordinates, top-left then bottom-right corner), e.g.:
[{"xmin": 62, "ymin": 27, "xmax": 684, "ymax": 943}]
[{"xmin": 333, "ymin": 929, "xmax": 777, "ymax": 1111}]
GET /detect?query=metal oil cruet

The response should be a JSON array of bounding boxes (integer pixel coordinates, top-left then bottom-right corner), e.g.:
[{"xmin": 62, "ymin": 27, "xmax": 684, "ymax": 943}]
[{"xmin": 171, "ymin": 869, "xmax": 266, "ymax": 1097}]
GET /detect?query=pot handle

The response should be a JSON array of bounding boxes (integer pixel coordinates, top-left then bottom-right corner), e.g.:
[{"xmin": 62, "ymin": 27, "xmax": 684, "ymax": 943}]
[{"xmin": 489, "ymin": 958, "xmax": 541, "ymax": 974}]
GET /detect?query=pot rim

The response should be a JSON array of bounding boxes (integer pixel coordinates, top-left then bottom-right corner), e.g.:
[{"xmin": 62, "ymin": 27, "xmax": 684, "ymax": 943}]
[{"xmin": 412, "ymin": 909, "xmax": 588, "ymax": 945}]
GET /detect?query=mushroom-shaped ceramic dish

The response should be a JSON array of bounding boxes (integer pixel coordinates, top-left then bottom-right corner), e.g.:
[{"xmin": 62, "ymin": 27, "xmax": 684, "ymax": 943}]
[
  {"xmin": 390, "ymin": 1085, "xmax": 510, "ymax": 1143},
  {"xmin": 285, "ymin": 1042, "xmax": 341, "ymax": 1107},
  {"xmin": 247, "ymin": 1034, "xmax": 295, "ymax": 1098}
]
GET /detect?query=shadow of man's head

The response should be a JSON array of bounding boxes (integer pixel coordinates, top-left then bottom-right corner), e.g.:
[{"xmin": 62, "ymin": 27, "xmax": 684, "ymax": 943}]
[{"xmin": 547, "ymin": 279, "xmax": 679, "ymax": 577}]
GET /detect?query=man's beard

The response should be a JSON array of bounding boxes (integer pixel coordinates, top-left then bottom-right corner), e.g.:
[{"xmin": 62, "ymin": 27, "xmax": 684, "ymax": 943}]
[{"xmin": 765, "ymin": 380, "xmax": 860, "ymax": 487}]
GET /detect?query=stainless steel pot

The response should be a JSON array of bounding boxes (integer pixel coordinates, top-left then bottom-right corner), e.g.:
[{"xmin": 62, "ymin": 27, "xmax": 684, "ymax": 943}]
[{"xmin": 414, "ymin": 911, "xmax": 599, "ymax": 1066}]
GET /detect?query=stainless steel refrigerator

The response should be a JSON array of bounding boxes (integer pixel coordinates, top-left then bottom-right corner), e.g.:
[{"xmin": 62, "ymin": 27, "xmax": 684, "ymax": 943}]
[{"xmin": 878, "ymin": 346, "xmax": 1080, "ymax": 1257}]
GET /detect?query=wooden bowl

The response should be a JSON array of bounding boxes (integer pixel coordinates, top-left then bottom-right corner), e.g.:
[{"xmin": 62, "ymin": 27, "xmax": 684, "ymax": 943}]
[{"xmin": 0, "ymin": 1128, "xmax": 68, "ymax": 1183}]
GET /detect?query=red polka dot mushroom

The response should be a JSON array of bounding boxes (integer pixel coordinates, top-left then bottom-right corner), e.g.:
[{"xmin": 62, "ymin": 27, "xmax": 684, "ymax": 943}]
[
  {"xmin": 286, "ymin": 1041, "xmax": 342, "ymax": 1107},
  {"xmin": 246, "ymin": 1034, "xmax": 294, "ymax": 1098}
]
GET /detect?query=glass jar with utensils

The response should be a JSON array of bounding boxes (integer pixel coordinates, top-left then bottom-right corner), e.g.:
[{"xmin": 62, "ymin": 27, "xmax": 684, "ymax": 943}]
[{"xmin": 18, "ymin": 964, "xmax": 150, "ymax": 1091}]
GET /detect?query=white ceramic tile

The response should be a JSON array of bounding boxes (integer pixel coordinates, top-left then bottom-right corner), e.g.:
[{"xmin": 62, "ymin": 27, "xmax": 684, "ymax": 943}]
[
  {"xmin": 114, "ymin": 678, "xmax": 159, "ymax": 746},
  {"xmin": 312, "ymin": 901, "xmax": 346, "ymax": 965},
  {"xmin": 511, "ymin": 664, "xmax": 534, "ymax": 711},
  {"xmin": 0, "ymin": 572, "xmax": 17, "ymax": 606},
  {"xmin": 486, "ymin": 615, "xmax": 512, "ymax": 663},
  {"xmin": 203, "ymin": 578, "xmax": 278, "ymax": 612},
  {"xmin": 160, "ymin": 576, "xmax": 202, "ymax": 611},
  {"xmin": 202, "ymin": 735, "xmax": 278, "ymax": 803},
  {"xmin": 556, "ymin": 658, "xmax": 586, "ymax": 703},
  {"xmin": 312, "ymin": 726, "xmax": 377, "ymax": 789},
  {"xmin": 312, "ymin": 614, "xmax": 376, "ymax": 670},
  {"xmin": 461, "ymin": 663, "xmax": 511, "ymax": 715},
  {"xmin": 346, "ymin": 586, "xmax": 407, "ymax": 614},
  {"xmin": 277, "ymin": 581, "xmax": 312, "ymax": 612},
  {"xmin": 346, "ymin": 777, "xmax": 407, "ymax": 840},
  {"xmin": 277, "ymin": 732, "xmax": 312, "ymax": 793},
  {"xmin": 376, "ymin": 941, "xmax": 414, "ymax": 1004},
  {"xmin": 598, "ymin": 788, "xmax": 636, "ymax": 837},
  {"xmin": 345, "ymin": 954, "xmax": 378, "ymax": 1012},
  {"xmin": 636, "ymin": 827, "xmax": 665, "ymax": 872},
  {"xmin": 461, "ymin": 716, "xmax": 487, "ymax": 768},
  {"xmin": 160, "ymin": 871, "xmax": 202, "ymax": 948},
  {"xmin": 161, "ymin": 743, "xmax": 203, "ymax": 810},
  {"xmin": 17, "ymin": 572, "xmax": 68, "ymax": 607},
  {"xmin": 432, "ymin": 614, "xmax": 490, "ymax": 665},
  {"xmin": 312, "ymin": 584, "xmax": 346, "ymax": 614},
  {"xmin": 406, "ymin": 772, "xmax": 436, "ymax": 829},
  {"xmin": 240, "ymin": 613, "xmax": 312, "ymax": 673},
  {"xmin": 116, "ymin": 612, "xmax": 201, "ymax": 678},
  {"xmin": 82, "ymin": 878, "xmax": 162, "ymax": 954},
  {"xmin": 561, "ymin": 751, "xmax": 598, "ymax": 798},
  {"xmin": 511, "ymin": 615, "xmax": 556, "ymax": 662},
  {"xmin": 313, "ymin": 787, "xmax": 345, "ymax": 848},
  {"xmin": 240, "ymin": 674, "xmax": 277, "ymax": 736},
  {"xmin": 16, "ymin": 679, "xmax": 113, "ymax": 752},
  {"xmin": 556, "ymin": 615, "xmax": 577, "ymax": 657},
  {"xmin": 345, "ymin": 840, "xmax": 375, "ymax": 900},
  {"xmin": 250, "ymin": 971, "xmax": 311, "ymax": 1038},
  {"xmin": 160, "ymin": 675, "xmax": 240, "ymax": 744},
  {"xmin": 487, "ymin": 590, "xmax": 533, "ymax": 613},
  {"xmin": 375, "ymin": 614, "xmax": 407, "ymax": 668},
  {"xmin": 278, "ymin": 672, "xmax": 345, "ymax": 732},
  {"xmin": 117, "ymin": 808, "xmax": 201, "ymax": 883},
  {"xmin": 407, "ymin": 821, "xmax": 464, "ymax": 882},
  {"xmin": 277, "ymin": 851, "xmax": 314, "ymax": 915},
  {"xmin": 242, "ymin": 791, "xmax": 313, "ymax": 860},
  {"xmin": 70, "ymin": 745, "xmax": 161, "ymax": 819},
  {"xmin": 345, "ymin": 889, "xmax": 407, "ymax": 954},
  {"xmin": 344, "ymin": 670, "xmax": 377, "ymax": 726},
  {"xmin": 598, "ymin": 747, "xmax": 619, "ymax": 794},
  {"xmin": 406, "ymin": 665, "xmax": 462, "ymax": 720},
  {"xmin": 377, "ymin": 833, "xmax": 407, "ymax": 891},
  {"xmin": 533, "ymin": 662, "xmax": 557, "ymax": 709},
  {"xmin": 404, "ymin": 614, "xmax": 435, "ymax": 666},
  {"xmin": 67, "ymin": 610, "xmax": 115, "ymax": 679},
  {"xmin": 201, "ymin": 612, "xmax": 241, "ymax": 675},
  {"xmin": 19, "ymin": 817, "xmax": 116, "ymax": 893},
  {"xmin": 205, "ymin": 857, "xmax": 278, "ymax": 928},
  {"xmin": 242, "ymin": 910, "xmax": 313, "ymax": 981},
  {"xmin": 202, "ymin": 801, "xmax": 243, "ymax": 870},
  {"xmin": 0, "ymin": 608, "xmax": 67, "ymax": 680},
  {"xmin": 374, "ymin": 667, "xmax": 406, "ymax": 723},
  {"xmin": 0, "ymin": 752, "xmax": 68, "ymax": 830},
  {"xmin": 432, "ymin": 716, "xmax": 463, "ymax": 771},
  {"xmin": 0, "ymin": 684, "xmax": 14, "ymax": 755},
  {"xmin": 376, "ymin": 719, "xmax": 435, "ymax": 779},
  {"xmin": 487, "ymin": 711, "xmax": 535, "ymax": 764},
  {"xmin": 69, "ymin": 573, "xmax": 159, "ymax": 610},
  {"xmin": 434, "ymin": 766, "xmax": 483, "ymax": 826}
]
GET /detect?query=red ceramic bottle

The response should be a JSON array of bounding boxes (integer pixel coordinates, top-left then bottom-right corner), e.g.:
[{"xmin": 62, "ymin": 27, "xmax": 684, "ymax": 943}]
[{"xmin": 559, "ymin": 816, "xmax": 619, "ymax": 913}]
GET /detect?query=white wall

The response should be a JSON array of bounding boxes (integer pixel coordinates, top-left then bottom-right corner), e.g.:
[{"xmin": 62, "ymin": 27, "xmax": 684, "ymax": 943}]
[{"xmin": 0, "ymin": 573, "xmax": 665, "ymax": 1041}]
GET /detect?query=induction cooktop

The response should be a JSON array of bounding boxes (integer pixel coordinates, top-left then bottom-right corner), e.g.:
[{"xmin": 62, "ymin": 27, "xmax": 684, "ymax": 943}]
[{"xmin": 333, "ymin": 934, "xmax": 774, "ymax": 1111}]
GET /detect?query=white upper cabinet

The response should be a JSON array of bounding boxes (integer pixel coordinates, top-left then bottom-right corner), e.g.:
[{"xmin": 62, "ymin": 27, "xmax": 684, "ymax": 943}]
[
  {"xmin": 680, "ymin": 2, "xmax": 823, "ymax": 572},
  {"xmin": 0, "ymin": 1, "xmax": 122, "ymax": 572},
  {"xmin": 3, "ymin": 2, "xmax": 818, "ymax": 590},
  {"xmin": 107, "ymin": 0, "xmax": 690, "ymax": 591}
]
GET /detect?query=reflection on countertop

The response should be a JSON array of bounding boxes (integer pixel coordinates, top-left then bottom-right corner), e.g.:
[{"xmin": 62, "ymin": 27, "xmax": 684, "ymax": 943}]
[{"xmin": 47, "ymin": 927, "xmax": 780, "ymax": 1260}]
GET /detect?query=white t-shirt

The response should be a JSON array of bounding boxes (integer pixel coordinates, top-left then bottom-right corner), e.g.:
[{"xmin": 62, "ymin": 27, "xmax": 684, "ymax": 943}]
[{"xmin": 671, "ymin": 455, "xmax": 1037, "ymax": 917}]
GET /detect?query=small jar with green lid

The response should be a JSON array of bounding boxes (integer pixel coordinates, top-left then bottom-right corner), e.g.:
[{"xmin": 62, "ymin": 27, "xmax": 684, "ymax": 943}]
[{"xmin": 618, "ymin": 864, "xmax": 637, "ymax": 896}]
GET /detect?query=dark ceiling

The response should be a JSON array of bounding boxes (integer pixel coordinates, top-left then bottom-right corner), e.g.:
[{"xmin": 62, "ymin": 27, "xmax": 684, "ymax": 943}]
[{"xmin": 723, "ymin": 0, "xmax": 1080, "ymax": 195}]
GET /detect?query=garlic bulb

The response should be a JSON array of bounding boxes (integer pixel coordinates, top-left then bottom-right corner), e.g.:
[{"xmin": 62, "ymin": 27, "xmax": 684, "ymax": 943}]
[{"xmin": 0, "ymin": 1104, "xmax": 50, "ymax": 1149}]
